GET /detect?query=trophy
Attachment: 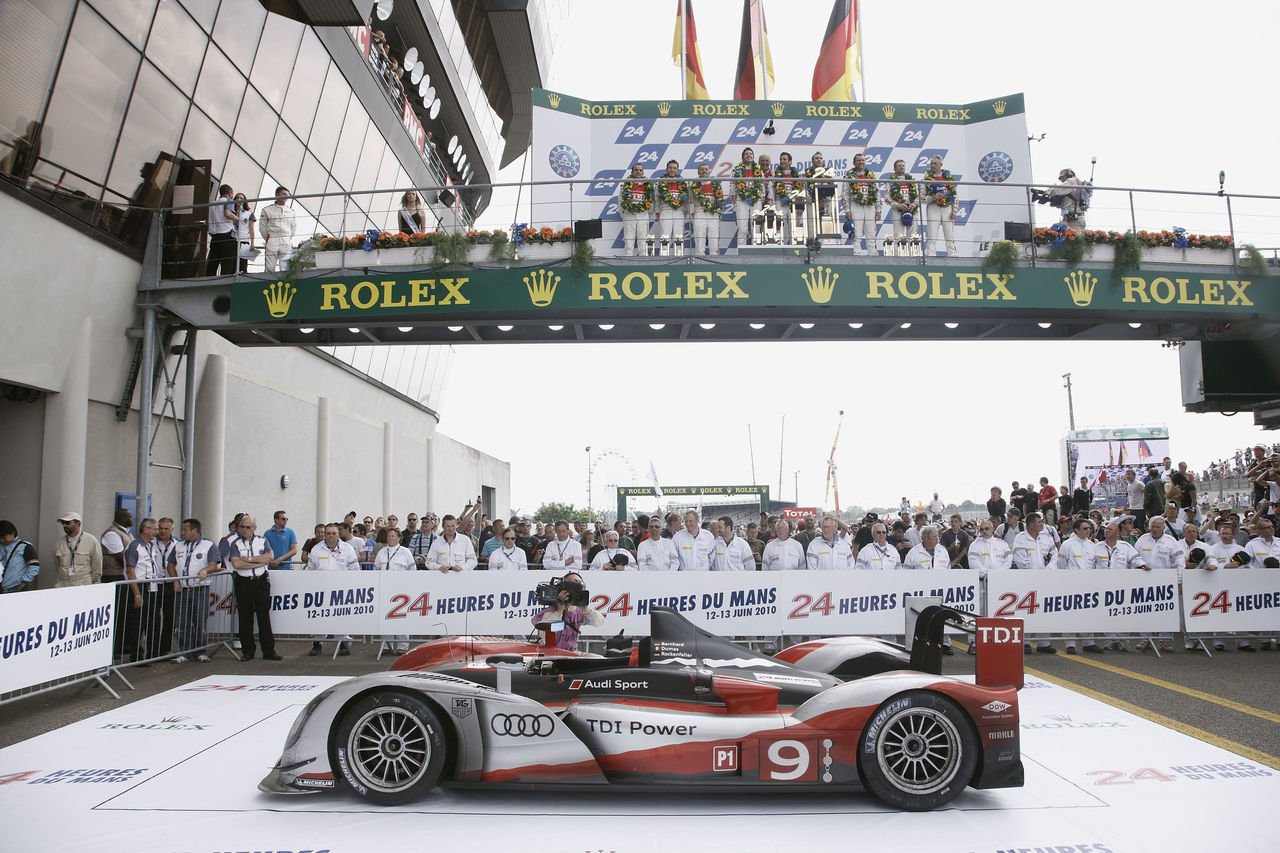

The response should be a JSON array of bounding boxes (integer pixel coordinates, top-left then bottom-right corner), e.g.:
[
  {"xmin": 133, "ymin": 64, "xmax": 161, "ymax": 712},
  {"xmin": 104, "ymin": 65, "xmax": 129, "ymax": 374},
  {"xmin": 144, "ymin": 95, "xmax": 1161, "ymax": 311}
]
[
  {"xmin": 807, "ymin": 166, "xmax": 838, "ymax": 239},
  {"xmin": 645, "ymin": 233, "xmax": 657, "ymax": 256},
  {"xmin": 789, "ymin": 189, "xmax": 807, "ymax": 245}
]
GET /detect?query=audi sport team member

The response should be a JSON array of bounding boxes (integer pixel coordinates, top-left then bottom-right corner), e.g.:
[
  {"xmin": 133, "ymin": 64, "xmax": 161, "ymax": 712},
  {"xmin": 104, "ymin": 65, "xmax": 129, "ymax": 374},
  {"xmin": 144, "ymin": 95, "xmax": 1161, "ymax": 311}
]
[
  {"xmin": 228, "ymin": 514, "xmax": 281, "ymax": 661},
  {"xmin": 730, "ymin": 147, "xmax": 764, "ymax": 246},
  {"xmin": 531, "ymin": 572, "xmax": 603, "ymax": 650},
  {"xmin": 689, "ymin": 163, "xmax": 723, "ymax": 256},
  {"xmin": 1095, "ymin": 519, "xmax": 1146, "ymax": 652},
  {"xmin": 1056, "ymin": 518, "xmax": 1104, "ymax": 655},
  {"xmin": 901, "ymin": 527, "xmax": 953, "ymax": 653},
  {"xmin": 426, "ymin": 514, "xmax": 478, "ymax": 573},
  {"xmin": 673, "ymin": 510, "xmax": 715, "ymax": 572},
  {"xmin": 762, "ymin": 520, "xmax": 806, "ymax": 570},
  {"xmin": 618, "ymin": 163, "xmax": 652, "ymax": 256},
  {"xmin": 965, "ymin": 521, "xmax": 1011, "ymax": 650},
  {"xmin": 772, "ymin": 151, "xmax": 806, "ymax": 245},
  {"xmin": 1012, "ymin": 512, "xmax": 1058, "ymax": 654},
  {"xmin": 841, "ymin": 153, "xmax": 880, "ymax": 256},
  {"xmin": 541, "ymin": 520, "xmax": 583, "ymax": 573},
  {"xmin": 805, "ymin": 515, "xmax": 855, "ymax": 570},
  {"xmin": 856, "ymin": 522, "xmax": 902, "ymax": 571},
  {"xmin": 375, "ymin": 527, "xmax": 416, "ymax": 653},
  {"xmin": 1209, "ymin": 521, "xmax": 1254, "ymax": 652},
  {"xmin": 711, "ymin": 516, "xmax": 757, "ymax": 571},
  {"xmin": 171, "ymin": 518, "xmax": 218, "ymax": 662},
  {"xmin": 1174, "ymin": 521, "xmax": 1215, "ymax": 651},
  {"xmin": 885, "ymin": 159, "xmax": 919, "ymax": 247},
  {"xmin": 921, "ymin": 155, "xmax": 958, "ymax": 256},
  {"xmin": 637, "ymin": 519, "xmax": 680, "ymax": 570},
  {"xmin": 305, "ymin": 522, "xmax": 360, "ymax": 656},
  {"xmin": 589, "ymin": 530, "xmax": 632, "ymax": 571},
  {"xmin": 653, "ymin": 159, "xmax": 688, "ymax": 255}
]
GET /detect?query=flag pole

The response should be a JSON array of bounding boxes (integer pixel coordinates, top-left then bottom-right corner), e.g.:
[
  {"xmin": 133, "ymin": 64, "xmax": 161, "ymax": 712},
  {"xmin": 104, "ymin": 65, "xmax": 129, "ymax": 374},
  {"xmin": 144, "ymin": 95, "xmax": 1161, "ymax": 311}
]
[
  {"xmin": 855, "ymin": 0, "xmax": 866, "ymax": 101},
  {"xmin": 681, "ymin": 0, "xmax": 688, "ymax": 100},
  {"xmin": 757, "ymin": 0, "xmax": 768, "ymax": 99}
]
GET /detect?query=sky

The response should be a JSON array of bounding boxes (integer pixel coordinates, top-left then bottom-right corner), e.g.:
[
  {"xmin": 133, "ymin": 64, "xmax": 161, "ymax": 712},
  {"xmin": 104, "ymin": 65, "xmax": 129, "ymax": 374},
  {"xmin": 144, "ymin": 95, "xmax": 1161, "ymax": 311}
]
[{"xmin": 438, "ymin": 0, "xmax": 1280, "ymax": 517}]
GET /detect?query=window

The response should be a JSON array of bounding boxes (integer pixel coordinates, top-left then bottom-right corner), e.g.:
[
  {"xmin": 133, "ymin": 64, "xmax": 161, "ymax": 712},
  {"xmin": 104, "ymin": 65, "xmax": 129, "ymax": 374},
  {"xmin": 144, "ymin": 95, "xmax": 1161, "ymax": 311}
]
[
  {"xmin": 266, "ymin": 125, "xmax": 304, "ymax": 197},
  {"xmin": 0, "ymin": 0, "xmax": 74, "ymax": 180},
  {"xmin": 179, "ymin": 104, "xmax": 229, "ymax": 179},
  {"xmin": 107, "ymin": 61, "xmax": 188, "ymax": 200},
  {"xmin": 233, "ymin": 84, "xmax": 276, "ymax": 164},
  {"xmin": 145, "ymin": 0, "xmax": 206, "ymax": 93},
  {"xmin": 211, "ymin": 0, "xmax": 265, "ymax": 71},
  {"xmin": 279, "ymin": 29, "xmax": 327, "ymax": 140},
  {"xmin": 193, "ymin": 44, "xmax": 246, "ymax": 134},
  {"xmin": 330, "ymin": 99, "xmax": 369, "ymax": 190},
  {"xmin": 221, "ymin": 142, "xmax": 262, "ymax": 205},
  {"xmin": 178, "ymin": 0, "xmax": 218, "ymax": 31},
  {"xmin": 89, "ymin": 0, "xmax": 157, "ymax": 48},
  {"xmin": 33, "ymin": 7, "xmax": 138, "ymax": 200},
  {"xmin": 250, "ymin": 12, "xmax": 303, "ymax": 112},
  {"xmin": 305, "ymin": 63, "xmax": 349, "ymax": 171}
]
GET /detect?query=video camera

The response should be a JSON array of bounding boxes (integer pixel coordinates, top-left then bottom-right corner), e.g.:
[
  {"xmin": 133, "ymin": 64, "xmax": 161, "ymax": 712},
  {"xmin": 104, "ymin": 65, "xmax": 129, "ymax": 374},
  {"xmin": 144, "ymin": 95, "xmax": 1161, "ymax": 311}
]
[
  {"xmin": 1030, "ymin": 188, "xmax": 1064, "ymax": 208},
  {"xmin": 534, "ymin": 576, "xmax": 589, "ymax": 607}
]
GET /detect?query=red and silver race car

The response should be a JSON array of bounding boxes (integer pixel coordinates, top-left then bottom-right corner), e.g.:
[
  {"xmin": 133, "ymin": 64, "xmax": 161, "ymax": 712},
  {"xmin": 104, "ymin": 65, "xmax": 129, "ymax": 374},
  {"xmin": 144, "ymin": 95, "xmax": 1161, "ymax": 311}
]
[{"xmin": 260, "ymin": 606, "xmax": 1024, "ymax": 811}]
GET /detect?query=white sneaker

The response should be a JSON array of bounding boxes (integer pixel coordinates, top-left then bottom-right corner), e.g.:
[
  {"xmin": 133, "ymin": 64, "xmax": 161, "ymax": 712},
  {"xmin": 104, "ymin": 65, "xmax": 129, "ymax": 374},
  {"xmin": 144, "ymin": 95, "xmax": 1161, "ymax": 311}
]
[
  {"xmin": 171, "ymin": 656, "xmax": 188, "ymax": 663},
  {"xmin": 197, "ymin": 654, "xmax": 211, "ymax": 663},
  {"xmin": 232, "ymin": 640, "xmax": 242, "ymax": 650}
]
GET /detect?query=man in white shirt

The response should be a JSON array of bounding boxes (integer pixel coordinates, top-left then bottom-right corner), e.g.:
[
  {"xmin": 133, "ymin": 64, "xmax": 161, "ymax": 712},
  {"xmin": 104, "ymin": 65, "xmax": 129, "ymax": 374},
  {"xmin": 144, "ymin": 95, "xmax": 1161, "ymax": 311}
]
[
  {"xmin": 995, "ymin": 509, "xmax": 1025, "ymax": 549},
  {"xmin": 762, "ymin": 520, "xmax": 806, "ymax": 570},
  {"xmin": 1012, "ymin": 513, "xmax": 1058, "ymax": 654},
  {"xmin": 966, "ymin": 520, "xmax": 1010, "ymax": 633},
  {"xmin": 170, "ymin": 517, "xmax": 218, "ymax": 662},
  {"xmin": 637, "ymin": 519, "xmax": 680, "ymax": 571},
  {"xmin": 374, "ymin": 527, "xmax": 417, "ymax": 653},
  {"xmin": 856, "ymin": 522, "xmax": 902, "ymax": 571},
  {"xmin": 1244, "ymin": 517, "xmax": 1280, "ymax": 568},
  {"xmin": 903, "ymin": 525, "xmax": 949, "ymax": 570},
  {"xmin": 927, "ymin": 493, "xmax": 945, "ymax": 522},
  {"xmin": 713, "ymin": 515, "xmax": 757, "ymax": 571},
  {"xmin": 589, "ymin": 531, "xmax": 632, "ymax": 571},
  {"xmin": 1095, "ymin": 519, "xmax": 1146, "ymax": 652},
  {"xmin": 1124, "ymin": 469, "xmax": 1147, "ymax": 528},
  {"xmin": 904, "ymin": 512, "xmax": 929, "ymax": 548},
  {"xmin": 1174, "ymin": 521, "xmax": 1215, "ymax": 651},
  {"xmin": 540, "ymin": 520, "xmax": 582, "ymax": 573},
  {"xmin": 1055, "ymin": 518, "xmax": 1104, "ymax": 655},
  {"xmin": 672, "ymin": 510, "xmax": 715, "ymax": 572},
  {"xmin": 306, "ymin": 523, "xmax": 360, "ymax": 656},
  {"xmin": 257, "ymin": 185, "xmax": 296, "ymax": 272},
  {"xmin": 1134, "ymin": 516, "xmax": 1177, "ymax": 571},
  {"xmin": 489, "ymin": 528, "xmax": 530, "ymax": 571},
  {"xmin": 227, "ymin": 514, "xmax": 280, "ymax": 661},
  {"xmin": 806, "ymin": 516, "xmax": 855, "ymax": 570},
  {"xmin": 427, "ymin": 514, "xmax": 478, "ymax": 573}
]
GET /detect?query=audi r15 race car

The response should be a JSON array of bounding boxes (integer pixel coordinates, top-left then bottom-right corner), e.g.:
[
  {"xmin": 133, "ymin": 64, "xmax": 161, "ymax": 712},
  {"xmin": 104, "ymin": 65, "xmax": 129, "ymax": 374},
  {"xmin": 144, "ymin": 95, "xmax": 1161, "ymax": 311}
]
[{"xmin": 260, "ymin": 606, "xmax": 1025, "ymax": 811}]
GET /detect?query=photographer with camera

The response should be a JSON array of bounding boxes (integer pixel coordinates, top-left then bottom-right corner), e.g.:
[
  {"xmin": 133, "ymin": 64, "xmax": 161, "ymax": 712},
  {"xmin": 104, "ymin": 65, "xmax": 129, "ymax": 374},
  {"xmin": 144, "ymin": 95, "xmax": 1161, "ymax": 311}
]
[
  {"xmin": 588, "ymin": 530, "xmax": 632, "ymax": 571},
  {"xmin": 1032, "ymin": 168, "xmax": 1090, "ymax": 228},
  {"xmin": 531, "ymin": 572, "xmax": 603, "ymax": 650}
]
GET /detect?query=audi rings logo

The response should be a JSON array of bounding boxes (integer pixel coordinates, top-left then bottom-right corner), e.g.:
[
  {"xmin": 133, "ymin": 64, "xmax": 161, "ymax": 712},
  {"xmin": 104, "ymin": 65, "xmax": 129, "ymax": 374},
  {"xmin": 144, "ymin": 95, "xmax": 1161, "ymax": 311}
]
[{"xmin": 490, "ymin": 713, "xmax": 555, "ymax": 738}]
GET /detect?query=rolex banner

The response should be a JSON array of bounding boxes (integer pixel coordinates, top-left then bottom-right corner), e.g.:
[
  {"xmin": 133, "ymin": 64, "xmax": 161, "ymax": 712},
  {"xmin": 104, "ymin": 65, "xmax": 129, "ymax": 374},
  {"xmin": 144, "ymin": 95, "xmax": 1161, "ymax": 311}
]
[{"xmin": 532, "ymin": 89, "xmax": 1031, "ymax": 253}]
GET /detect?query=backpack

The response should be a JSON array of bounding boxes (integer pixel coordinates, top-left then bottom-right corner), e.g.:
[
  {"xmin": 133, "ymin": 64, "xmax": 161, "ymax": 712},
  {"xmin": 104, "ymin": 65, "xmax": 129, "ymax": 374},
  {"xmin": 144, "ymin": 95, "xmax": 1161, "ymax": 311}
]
[{"xmin": 1076, "ymin": 180, "xmax": 1093, "ymax": 211}]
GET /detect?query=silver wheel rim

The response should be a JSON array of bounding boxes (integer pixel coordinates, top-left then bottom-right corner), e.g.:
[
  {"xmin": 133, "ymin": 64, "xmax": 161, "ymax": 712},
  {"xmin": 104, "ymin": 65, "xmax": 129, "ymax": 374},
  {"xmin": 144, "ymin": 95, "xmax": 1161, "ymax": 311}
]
[
  {"xmin": 346, "ymin": 705, "xmax": 430, "ymax": 793},
  {"xmin": 875, "ymin": 706, "xmax": 961, "ymax": 794}
]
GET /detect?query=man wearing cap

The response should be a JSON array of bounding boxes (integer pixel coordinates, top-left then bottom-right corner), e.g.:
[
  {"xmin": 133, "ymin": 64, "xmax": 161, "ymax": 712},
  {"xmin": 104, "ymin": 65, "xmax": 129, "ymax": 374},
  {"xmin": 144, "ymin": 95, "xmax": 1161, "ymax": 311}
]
[
  {"xmin": 712, "ymin": 516, "xmax": 757, "ymax": 572},
  {"xmin": 763, "ymin": 519, "xmax": 806, "ymax": 570},
  {"xmin": 172, "ymin": 518, "xmax": 218, "ymax": 662},
  {"xmin": 228, "ymin": 514, "xmax": 281, "ymax": 661},
  {"xmin": 806, "ymin": 515, "xmax": 854, "ymax": 570},
  {"xmin": 54, "ymin": 512, "xmax": 102, "ymax": 588},
  {"xmin": 673, "ymin": 510, "xmax": 715, "ymax": 572}
]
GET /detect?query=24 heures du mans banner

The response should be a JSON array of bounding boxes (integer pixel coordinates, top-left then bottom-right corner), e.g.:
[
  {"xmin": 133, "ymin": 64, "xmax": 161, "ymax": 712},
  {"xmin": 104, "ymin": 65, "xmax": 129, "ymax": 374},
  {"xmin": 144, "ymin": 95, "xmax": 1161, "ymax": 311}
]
[{"xmin": 231, "ymin": 264, "xmax": 1272, "ymax": 323}]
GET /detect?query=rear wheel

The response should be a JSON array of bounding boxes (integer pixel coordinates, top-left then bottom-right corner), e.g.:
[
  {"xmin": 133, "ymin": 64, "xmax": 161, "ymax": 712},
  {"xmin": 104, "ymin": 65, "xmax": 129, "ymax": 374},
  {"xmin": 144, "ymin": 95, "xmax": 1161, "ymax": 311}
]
[
  {"xmin": 332, "ymin": 691, "xmax": 446, "ymax": 804},
  {"xmin": 860, "ymin": 690, "xmax": 977, "ymax": 811}
]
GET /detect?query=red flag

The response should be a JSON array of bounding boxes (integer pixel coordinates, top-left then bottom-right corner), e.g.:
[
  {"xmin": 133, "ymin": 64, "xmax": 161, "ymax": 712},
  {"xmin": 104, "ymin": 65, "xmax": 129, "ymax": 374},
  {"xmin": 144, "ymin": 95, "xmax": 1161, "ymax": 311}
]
[
  {"xmin": 733, "ymin": 0, "xmax": 775, "ymax": 100},
  {"xmin": 811, "ymin": 0, "xmax": 861, "ymax": 101},
  {"xmin": 672, "ymin": 1, "xmax": 711, "ymax": 100}
]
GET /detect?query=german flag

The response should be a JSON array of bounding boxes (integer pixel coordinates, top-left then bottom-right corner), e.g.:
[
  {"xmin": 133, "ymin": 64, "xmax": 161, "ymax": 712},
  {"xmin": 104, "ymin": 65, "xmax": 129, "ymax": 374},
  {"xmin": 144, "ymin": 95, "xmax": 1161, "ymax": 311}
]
[
  {"xmin": 811, "ymin": 0, "xmax": 861, "ymax": 102},
  {"xmin": 733, "ymin": 0, "xmax": 775, "ymax": 100},
  {"xmin": 672, "ymin": 1, "xmax": 711, "ymax": 100}
]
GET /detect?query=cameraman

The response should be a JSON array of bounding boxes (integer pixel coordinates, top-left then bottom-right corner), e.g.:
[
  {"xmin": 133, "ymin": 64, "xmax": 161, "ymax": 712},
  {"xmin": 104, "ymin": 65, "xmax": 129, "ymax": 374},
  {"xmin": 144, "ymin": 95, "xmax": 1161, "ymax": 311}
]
[
  {"xmin": 531, "ymin": 571, "xmax": 603, "ymax": 650},
  {"xmin": 1037, "ymin": 168, "xmax": 1088, "ymax": 228}
]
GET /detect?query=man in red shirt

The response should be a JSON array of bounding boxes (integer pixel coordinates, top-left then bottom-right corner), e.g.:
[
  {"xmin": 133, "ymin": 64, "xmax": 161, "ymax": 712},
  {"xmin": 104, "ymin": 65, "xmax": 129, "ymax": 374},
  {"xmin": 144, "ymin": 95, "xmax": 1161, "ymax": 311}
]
[{"xmin": 1038, "ymin": 477, "xmax": 1059, "ymax": 526}]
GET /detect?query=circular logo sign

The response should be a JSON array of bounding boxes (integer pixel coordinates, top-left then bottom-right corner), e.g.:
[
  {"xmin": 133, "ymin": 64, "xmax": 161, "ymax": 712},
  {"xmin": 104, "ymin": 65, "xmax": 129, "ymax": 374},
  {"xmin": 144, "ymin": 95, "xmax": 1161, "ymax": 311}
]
[
  {"xmin": 548, "ymin": 144, "xmax": 581, "ymax": 178},
  {"xmin": 977, "ymin": 151, "xmax": 1014, "ymax": 183}
]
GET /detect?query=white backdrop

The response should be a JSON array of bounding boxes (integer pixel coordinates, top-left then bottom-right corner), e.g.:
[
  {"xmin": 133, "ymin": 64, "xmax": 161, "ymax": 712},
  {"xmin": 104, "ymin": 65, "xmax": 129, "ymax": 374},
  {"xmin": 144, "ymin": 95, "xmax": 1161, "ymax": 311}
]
[{"xmin": 0, "ymin": 584, "xmax": 113, "ymax": 695}]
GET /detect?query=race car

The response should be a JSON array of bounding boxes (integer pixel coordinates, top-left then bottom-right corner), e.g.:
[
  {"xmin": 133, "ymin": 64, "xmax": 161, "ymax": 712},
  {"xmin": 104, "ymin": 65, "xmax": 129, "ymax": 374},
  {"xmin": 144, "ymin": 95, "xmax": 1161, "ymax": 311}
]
[{"xmin": 260, "ymin": 606, "xmax": 1024, "ymax": 811}]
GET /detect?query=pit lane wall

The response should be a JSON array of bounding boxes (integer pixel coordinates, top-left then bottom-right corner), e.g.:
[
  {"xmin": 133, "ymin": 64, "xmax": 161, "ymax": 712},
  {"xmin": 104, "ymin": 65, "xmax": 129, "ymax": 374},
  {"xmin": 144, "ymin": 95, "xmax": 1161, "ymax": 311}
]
[{"xmin": 6, "ymin": 570, "xmax": 1278, "ymax": 695}]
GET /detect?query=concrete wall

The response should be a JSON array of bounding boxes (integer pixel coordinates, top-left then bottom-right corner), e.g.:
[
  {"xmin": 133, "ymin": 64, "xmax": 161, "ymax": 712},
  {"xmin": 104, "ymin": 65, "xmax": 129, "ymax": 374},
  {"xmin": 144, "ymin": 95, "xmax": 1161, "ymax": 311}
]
[{"xmin": 0, "ymin": 192, "xmax": 508, "ymax": 580}]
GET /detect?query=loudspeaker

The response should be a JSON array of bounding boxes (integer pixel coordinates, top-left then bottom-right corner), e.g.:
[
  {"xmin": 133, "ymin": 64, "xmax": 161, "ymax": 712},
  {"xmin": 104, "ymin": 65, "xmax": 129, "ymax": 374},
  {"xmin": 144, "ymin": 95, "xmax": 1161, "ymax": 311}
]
[
  {"xmin": 437, "ymin": 188, "xmax": 456, "ymax": 207},
  {"xmin": 573, "ymin": 218, "xmax": 603, "ymax": 240},
  {"xmin": 1003, "ymin": 221, "xmax": 1032, "ymax": 242}
]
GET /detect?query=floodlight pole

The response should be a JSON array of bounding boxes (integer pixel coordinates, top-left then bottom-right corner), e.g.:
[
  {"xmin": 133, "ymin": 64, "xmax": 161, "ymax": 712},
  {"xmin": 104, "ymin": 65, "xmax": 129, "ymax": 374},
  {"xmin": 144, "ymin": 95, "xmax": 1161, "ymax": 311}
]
[
  {"xmin": 1063, "ymin": 373, "xmax": 1076, "ymax": 431},
  {"xmin": 586, "ymin": 446, "xmax": 593, "ymax": 518}
]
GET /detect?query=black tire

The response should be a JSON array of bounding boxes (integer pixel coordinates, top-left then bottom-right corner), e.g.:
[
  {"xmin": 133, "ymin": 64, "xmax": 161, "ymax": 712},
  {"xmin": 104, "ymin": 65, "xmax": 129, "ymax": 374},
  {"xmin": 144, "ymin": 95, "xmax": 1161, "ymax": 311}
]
[
  {"xmin": 332, "ymin": 691, "xmax": 447, "ymax": 804},
  {"xmin": 859, "ymin": 690, "xmax": 978, "ymax": 811}
]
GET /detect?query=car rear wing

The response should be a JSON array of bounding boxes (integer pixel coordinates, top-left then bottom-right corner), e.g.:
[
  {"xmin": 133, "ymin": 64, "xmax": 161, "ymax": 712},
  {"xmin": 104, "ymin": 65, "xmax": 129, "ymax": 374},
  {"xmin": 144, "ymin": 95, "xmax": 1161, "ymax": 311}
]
[{"xmin": 909, "ymin": 606, "xmax": 1025, "ymax": 690}]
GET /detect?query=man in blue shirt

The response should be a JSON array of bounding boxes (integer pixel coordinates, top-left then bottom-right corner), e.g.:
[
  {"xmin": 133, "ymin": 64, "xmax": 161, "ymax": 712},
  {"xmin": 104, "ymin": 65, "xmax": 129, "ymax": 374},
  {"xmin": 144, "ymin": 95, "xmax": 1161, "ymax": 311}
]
[
  {"xmin": 0, "ymin": 520, "xmax": 40, "ymax": 592},
  {"xmin": 263, "ymin": 510, "xmax": 298, "ymax": 570}
]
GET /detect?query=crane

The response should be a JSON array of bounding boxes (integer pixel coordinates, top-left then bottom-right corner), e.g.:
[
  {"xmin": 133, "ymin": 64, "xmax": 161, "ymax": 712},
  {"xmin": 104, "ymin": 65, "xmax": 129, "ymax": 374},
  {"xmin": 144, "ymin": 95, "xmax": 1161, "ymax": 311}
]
[{"xmin": 824, "ymin": 410, "xmax": 845, "ymax": 516}]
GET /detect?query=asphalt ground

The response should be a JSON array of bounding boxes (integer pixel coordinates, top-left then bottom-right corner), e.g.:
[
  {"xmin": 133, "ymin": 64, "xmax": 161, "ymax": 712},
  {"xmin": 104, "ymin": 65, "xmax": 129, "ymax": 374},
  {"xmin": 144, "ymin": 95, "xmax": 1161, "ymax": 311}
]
[{"xmin": 2, "ymin": 635, "xmax": 1277, "ymax": 766}]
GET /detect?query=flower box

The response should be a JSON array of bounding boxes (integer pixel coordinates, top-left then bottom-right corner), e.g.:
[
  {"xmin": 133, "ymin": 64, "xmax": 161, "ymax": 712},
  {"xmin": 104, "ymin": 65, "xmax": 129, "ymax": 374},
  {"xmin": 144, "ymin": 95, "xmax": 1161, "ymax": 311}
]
[{"xmin": 313, "ymin": 247, "xmax": 438, "ymax": 268}]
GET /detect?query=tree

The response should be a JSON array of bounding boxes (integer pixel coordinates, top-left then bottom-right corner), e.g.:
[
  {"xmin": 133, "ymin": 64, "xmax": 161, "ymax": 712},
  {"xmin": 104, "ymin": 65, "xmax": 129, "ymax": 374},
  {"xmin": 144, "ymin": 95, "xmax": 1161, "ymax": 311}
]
[{"xmin": 532, "ymin": 502, "xmax": 593, "ymax": 523}]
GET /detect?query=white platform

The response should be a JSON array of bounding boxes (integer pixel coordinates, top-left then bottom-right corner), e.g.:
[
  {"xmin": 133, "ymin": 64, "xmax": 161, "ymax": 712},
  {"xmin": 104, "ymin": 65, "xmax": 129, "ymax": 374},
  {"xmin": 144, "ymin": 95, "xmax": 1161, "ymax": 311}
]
[{"xmin": 0, "ymin": 673, "xmax": 1274, "ymax": 852}]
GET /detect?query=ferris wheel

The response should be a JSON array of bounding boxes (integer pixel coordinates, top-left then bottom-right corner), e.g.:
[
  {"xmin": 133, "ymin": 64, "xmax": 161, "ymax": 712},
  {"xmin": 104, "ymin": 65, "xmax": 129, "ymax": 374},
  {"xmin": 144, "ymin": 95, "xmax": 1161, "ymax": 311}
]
[{"xmin": 587, "ymin": 448, "xmax": 638, "ymax": 523}]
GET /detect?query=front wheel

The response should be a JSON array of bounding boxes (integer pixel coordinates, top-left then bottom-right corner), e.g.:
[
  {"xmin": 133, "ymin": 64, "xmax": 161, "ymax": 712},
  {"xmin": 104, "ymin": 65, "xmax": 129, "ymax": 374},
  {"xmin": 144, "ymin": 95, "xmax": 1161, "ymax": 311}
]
[
  {"xmin": 332, "ymin": 691, "xmax": 447, "ymax": 804},
  {"xmin": 860, "ymin": 690, "xmax": 978, "ymax": 811}
]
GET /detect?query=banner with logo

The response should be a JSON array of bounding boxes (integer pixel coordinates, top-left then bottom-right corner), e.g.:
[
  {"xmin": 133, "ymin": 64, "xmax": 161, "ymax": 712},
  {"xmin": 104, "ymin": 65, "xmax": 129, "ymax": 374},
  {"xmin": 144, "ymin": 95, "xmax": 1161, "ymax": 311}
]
[
  {"xmin": 264, "ymin": 571, "xmax": 381, "ymax": 634},
  {"xmin": 986, "ymin": 569, "xmax": 1181, "ymax": 633},
  {"xmin": 0, "ymin": 585, "xmax": 114, "ymax": 695},
  {"xmin": 531, "ymin": 88, "xmax": 1031, "ymax": 253},
  {"xmin": 1182, "ymin": 568, "xmax": 1280, "ymax": 633}
]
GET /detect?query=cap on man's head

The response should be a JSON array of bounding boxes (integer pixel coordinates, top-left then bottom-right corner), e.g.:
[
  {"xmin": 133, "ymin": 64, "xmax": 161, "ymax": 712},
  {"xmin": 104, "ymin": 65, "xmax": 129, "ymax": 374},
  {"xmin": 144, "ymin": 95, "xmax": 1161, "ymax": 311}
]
[
  {"xmin": 1217, "ymin": 503, "xmax": 1232, "ymax": 511},
  {"xmin": 58, "ymin": 511, "xmax": 82, "ymax": 523}
]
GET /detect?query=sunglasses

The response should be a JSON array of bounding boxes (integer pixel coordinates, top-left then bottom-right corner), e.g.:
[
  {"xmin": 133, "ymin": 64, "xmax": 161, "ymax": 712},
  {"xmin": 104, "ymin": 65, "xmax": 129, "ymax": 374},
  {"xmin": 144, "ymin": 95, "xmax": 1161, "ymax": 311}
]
[{"xmin": 503, "ymin": 536, "xmax": 516, "ymax": 541}]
